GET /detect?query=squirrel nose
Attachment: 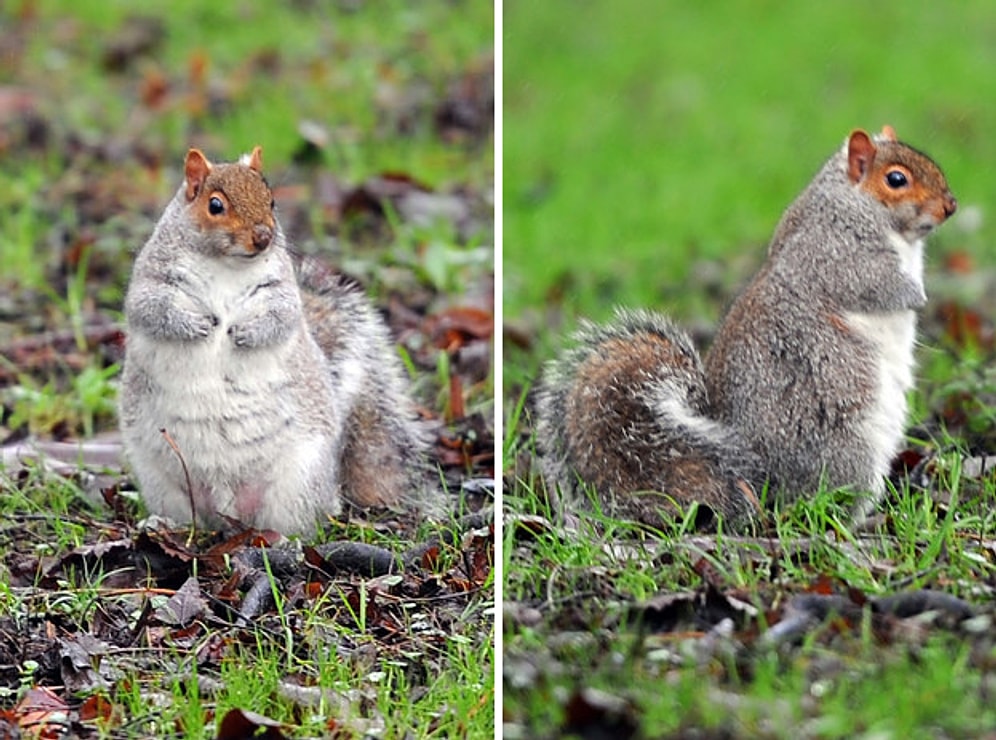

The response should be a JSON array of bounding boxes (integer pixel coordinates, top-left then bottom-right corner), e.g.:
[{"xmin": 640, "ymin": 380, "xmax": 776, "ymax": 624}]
[
  {"xmin": 252, "ymin": 225, "xmax": 273, "ymax": 251},
  {"xmin": 943, "ymin": 194, "xmax": 957, "ymax": 218}
]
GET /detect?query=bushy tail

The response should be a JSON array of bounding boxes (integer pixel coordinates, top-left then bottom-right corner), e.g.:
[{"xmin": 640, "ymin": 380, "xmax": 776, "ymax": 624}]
[
  {"xmin": 294, "ymin": 254, "xmax": 445, "ymax": 519},
  {"xmin": 535, "ymin": 308, "xmax": 762, "ymax": 529}
]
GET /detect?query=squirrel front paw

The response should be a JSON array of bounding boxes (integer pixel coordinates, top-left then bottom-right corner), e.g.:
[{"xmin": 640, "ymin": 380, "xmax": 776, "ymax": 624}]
[
  {"xmin": 227, "ymin": 315, "xmax": 293, "ymax": 348},
  {"xmin": 192, "ymin": 313, "xmax": 220, "ymax": 338},
  {"xmin": 227, "ymin": 323, "xmax": 251, "ymax": 348},
  {"xmin": 227, "ymin": 321, "xmax": 269, "ymax": 348}
]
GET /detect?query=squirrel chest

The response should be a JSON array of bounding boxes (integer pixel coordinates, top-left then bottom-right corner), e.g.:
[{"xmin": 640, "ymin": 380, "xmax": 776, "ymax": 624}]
[
  {"xmin": 122, "ymin": 244, "xmax": 341, "ymax": 532},
  {"xmin": 841, "ymin": 230, "xmax": 924, "ymax": 490},
  {"xmin": 134, "ymin": 252, "xmax": 318, "ymax": 412}
]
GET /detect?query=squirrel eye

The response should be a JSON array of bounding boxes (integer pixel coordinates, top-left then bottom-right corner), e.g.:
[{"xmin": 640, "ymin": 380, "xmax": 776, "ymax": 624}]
[
  {"xmin": 885, "ymin": 170, "xmax": 908, "ymax": 189},
  {"xmin": 208, "ymin": 196, "xmax": 225, "ymax": 215},
  {"xmin": 270, "ymin": 199, "xmax": 275, "ymax": 211}
]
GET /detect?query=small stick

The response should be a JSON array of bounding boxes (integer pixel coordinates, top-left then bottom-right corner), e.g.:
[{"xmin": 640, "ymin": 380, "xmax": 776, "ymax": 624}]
[{"xmin": 160, "ymin": 428, "xmax": 197, "ymax": 538}]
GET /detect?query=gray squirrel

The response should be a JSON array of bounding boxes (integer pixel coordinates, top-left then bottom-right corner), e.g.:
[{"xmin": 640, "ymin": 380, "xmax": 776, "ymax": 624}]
[
  {"xmin": 536, "ymin": 127, "xmax": 957, "ymax": 530},
  {"xmin": 119, "ymin": 147, "xmax": 432, "ymax": 536}
]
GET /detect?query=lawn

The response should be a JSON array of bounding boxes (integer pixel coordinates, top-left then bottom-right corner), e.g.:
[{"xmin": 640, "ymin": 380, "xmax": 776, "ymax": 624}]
[
  {"xmin": 503, "ymin": 1, "xmax": 996, "ymax": 737},
  {"xmin": 0, "ymin": 1, "xmax": 494, "ymax": 737},
  {"xmin": 504, "ymin": 1, "xmax": 996, "ymax": 366}
]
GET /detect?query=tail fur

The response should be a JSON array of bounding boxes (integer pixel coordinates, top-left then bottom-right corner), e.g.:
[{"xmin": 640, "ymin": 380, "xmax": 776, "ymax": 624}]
[
  {"xmin": 295, "ymin": 255, "xmax": 443, "ymax": 518},
  {"xmin": 535, "ymin": 308, "xmax": 761, "ymax": 530}
]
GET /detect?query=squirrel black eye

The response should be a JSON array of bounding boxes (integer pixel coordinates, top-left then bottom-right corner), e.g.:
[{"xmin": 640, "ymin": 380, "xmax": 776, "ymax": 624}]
[
  {"xmin": 270, "ymin": 199, "xmax": 275, "ymax": 211},
  {"xmin": 208, "ymin": 196, "xmax": 225, "ymax": 215},
  {"xmin": 885, "ymin": 170, "xmax": 908, "ymax": 189}
]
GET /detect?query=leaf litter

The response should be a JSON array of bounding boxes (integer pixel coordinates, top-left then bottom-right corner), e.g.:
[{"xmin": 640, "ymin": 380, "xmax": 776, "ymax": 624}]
[
  {"xmin": 505, "ymin": 508, "xmax": 996, "ymax": 737},
  {"xmin": 0, "ymin": 3, "xmax": 494, "ymax": 736}
]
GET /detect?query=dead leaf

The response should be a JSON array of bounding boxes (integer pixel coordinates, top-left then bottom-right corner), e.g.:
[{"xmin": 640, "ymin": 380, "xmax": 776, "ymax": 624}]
[
  {"xmin": 78, "ymin": 693, "xmax": 119, "ymax": 725},
  {"xmin": 434, "ymin": 54, "xmax": 494, "ymax": 144},
  {"xmin": 216, "ymin": 708, "xmax": 287, "ymax": 740},
  {"xmin": 15, "ymin": 686, "xmax": 70, "ymax": 739},
  {"xmin": 139, "ymin": 68, "xmax": 170, "ymax": 109},
  {"xmin": 562, "ymin": 687, "xmax": 639, "ymax": 740},
  {"xmin": 944, "ymin": 251, "xmax": 975, "ymax": 274},
  {"xmin": 424, "ymin": 306, "xmax": 495, "ymax": 351},
  {"xmin": 101, "ymin": 15, "xmax": 165, "ymax": 72},
  {"xmin": 936, "ymin": 300, "xmax": 994, "ymax": 350},
  {"xmin": 156, "ymin": 576, "xmax": 208, "ymax": 627}
]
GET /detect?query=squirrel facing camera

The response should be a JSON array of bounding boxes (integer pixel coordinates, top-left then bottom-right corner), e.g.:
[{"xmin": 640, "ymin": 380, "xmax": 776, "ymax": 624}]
[
  {"xmin": 536, "ymin": 126, "xmax": 956, "ymax": 532},
  {"xmin": 120, "ymin": 147, "xmax": 435, "ymax": 536},
  {"xmin": 183, "ymin": 146, "xmax": 277, "ymax": 258}
]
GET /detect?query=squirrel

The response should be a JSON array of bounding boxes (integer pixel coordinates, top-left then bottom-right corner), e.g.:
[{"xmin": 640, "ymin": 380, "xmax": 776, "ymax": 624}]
[
  {"xmin": 536, "ymin": 127, "xmax": 957, "ymax": 531},
  {"xmin": 119, "ymin": 146, "xmax": 433, "ymax": 536}
]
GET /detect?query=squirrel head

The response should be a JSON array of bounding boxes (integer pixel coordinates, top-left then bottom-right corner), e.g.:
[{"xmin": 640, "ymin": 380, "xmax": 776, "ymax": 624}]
[
  {"xmin": 183, "ymin": 146, "xmax": 277, "ymax": 258},
  {"xmin": 846, "ymin": 126, "xmax": 957, "ymax": 242}
]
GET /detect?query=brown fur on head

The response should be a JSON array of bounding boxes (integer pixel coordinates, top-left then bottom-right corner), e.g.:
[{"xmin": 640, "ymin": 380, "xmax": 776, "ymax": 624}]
[
  {"xmin": 846, "ymin": 128, "xmax": 957, "ymax": 235},
  {"xmin": 183, "ymin": 146, "xmax": 276, "ymax": 256}
]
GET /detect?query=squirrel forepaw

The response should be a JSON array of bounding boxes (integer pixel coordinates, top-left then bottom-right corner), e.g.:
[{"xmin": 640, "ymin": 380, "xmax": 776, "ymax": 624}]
[
  {"xmin": 227, "ymin": 321, "xmax": 270, "ymax": 348},
  {"xmin": 203, "ymin": 314, "xmax": 220, "ymax": 333},
  {"xmin": 227, "ymin": 323, "xmax": 249, "ymax": 347},
  {"xmin": 186, "ymin": 312, "xmax": 218, "ymax": 339}
]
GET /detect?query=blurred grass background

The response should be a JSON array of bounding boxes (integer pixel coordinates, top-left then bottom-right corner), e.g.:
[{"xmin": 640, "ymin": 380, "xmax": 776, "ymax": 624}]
[
  {"xmin": 2, "ymin": 0, "xmax": 493, "ymax": 299},
  {"xmin": 503, "ymin": 1, "xmax": 996, "ymax": 344},
  {"xmin": 12, "ymin": 0, "xmax": 492, "ymax": 182}
]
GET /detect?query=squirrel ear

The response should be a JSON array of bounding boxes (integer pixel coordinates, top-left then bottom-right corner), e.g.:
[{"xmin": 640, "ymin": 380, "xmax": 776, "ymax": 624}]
[
  {"xmin": 184, "ymin": 149, "xmax": 212, "ymax": 201},
  {"xmin": 880, "ymin": 125, "xmax": 897, "ymax": 141},
  {"xmin": 846, "ymin": 130, "xmax": 876, "ymax": 184},
  {"xmin": 247, "ymin": 146, "xmax": 263, "ymax": 173}
]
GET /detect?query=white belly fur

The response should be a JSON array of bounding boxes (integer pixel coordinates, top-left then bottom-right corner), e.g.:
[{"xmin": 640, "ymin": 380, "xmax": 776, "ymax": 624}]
[
  {"xmin": 123, "ymin": 253, "xmax": 341, "ymax": 531},
  {"xmin": 843, "ymin": 309, "xmax": 916, "ymax": 487},
  {"xmin": 843, "ymin": 232, "xmax": 923, "ymax": 492}
]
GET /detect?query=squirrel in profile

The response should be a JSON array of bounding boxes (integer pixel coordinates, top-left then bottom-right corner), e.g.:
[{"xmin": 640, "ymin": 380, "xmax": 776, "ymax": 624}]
[
  {"xmin": 120, "ymin": 146, "xmax": 433, "ymax": 536},
  {"xmin": 536, "ymin": 127, "xmax": 957, "ymax": 530}
]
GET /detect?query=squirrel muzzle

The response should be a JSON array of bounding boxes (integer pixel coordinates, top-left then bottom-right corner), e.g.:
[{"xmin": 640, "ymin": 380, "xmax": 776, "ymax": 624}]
[
  {"xmin": 942, "ymin": 193, "xmax": 957, "ymax": 219},
  {"xmin": 922, "ymin": 191, "xmax": 957, "ymax": 235},
  {"xmin": 251, "ymin": 224, "xmax": 274, "ymax": 253}
]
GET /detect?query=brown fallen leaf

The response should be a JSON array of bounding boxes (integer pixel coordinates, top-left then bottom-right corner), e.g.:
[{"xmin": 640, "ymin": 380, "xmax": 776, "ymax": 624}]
[
  {"xmin": 562, "ymin": 686, "xmax": 640, "ymax": 740},
  {"xmin": 936, "ymin": 300, "xmax": 994, "ymax": 351},
  {"xmin": 216, "ymin": 708, "xmax": 287, "ymax": 740},
  {"xmin": 60, "ymin": 633, "xmax": 112, "ymax": 693},
  {"xmin": 101, "ymin": 15, "xmax": 165, "ymax": 71},
  {"xmin": 944, "ymin": 250, "xmax": 975, "ymax": 274},
  {"xmin": 434, "ymin": 54, "xmax": 495, "ymax": 144},
  {"xmin": 14, "ymin": 686, "xmax": 70, "ymax": 739},
  {"xmin": 424, "ymin": 306, "xmax": 495, "ymax": 351},
  {"xmin": 78, "ymin": 693, "xmax": 119, "ymax": 725}
]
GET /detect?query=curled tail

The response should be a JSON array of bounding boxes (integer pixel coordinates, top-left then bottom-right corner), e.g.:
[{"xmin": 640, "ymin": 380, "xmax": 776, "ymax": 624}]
[{"xmin": 535, "ymin": 308, "xmax": 761, "ymax": 530}]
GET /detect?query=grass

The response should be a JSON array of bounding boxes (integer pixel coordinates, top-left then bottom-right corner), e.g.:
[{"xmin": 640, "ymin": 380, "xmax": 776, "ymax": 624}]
[
  {"xmin": 0, "ymin": 1, "xmax": 493, "ymax": 737},
  {"xmin": 504, "ymin": 0, "xmax": 996, "ymax": 326},
  {"xmin": 19, "ymin": 0, "xmax": 491, "ymax": 184},
  {"xmin": 508, "ymin": 633, "xmax": 993, "ymax": 736},
  {"xmin": 503, "ymin": 2, "xmax": 996, "ymax": 735},
  {"xmin": 1, "ymin": 465, "xmax": 494, "ymax": 737},
  {"xmin": 2, "ymin": 0, "xmax": 493, "ymax": 294},
  {"xmin": 503, "ymin": 466, "xmax": 996, "ymax": 737}
]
